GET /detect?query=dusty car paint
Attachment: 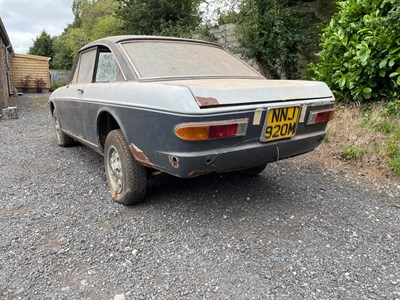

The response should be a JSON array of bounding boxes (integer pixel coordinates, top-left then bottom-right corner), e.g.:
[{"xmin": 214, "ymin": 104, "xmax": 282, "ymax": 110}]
[{"xmin": 49, "ymin": 36, "xmax": 334, "ymax": 179}]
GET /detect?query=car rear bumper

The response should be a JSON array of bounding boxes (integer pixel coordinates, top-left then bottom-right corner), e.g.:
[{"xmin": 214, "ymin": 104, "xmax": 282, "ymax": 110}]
[{"xmin": 155, "ymin": 131, "xmax": 325, "ymax": 178}]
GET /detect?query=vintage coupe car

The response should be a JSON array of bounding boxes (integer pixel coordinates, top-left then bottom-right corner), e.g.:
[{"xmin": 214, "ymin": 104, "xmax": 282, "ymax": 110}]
[{"xmin": 49, "ymin": 35, "xmax": 335, "ymax": 205}]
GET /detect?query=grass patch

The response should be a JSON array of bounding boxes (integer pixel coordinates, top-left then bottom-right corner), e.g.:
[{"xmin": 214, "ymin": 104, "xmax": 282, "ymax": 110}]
[
  {"xmin": 389, "ymin": 149, "xmax": 400, "ymax": 176},
  {"xmin": 362, "ymin": 106, "xmax": 398, "ymax": 134},
  {"xmin": 384, "ymin": 99, "xmax": 400, "ymax": 117},
  {"xmin": 342, "ymin": 144, "xmax": 368, "ymax": 160},
  {"xmin": 315, "ymin": 101, "xmax": 400, "ymax": 179},
  {"xmin": 323, "ymin": 127, "xmax": 332, "ymax": 142},
  {"xmin": 387, "ymin": 129, "xmax": 400, "ymax": 176}
]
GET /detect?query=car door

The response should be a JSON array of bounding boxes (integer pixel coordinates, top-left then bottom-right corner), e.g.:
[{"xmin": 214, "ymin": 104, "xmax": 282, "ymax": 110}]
[
  {"xmin": 82, "ymin": 47, "xmax": 125, "ymax": 145},
  {"xmin": 58, "ymin": 47, "xmax": 97, "ymax": 140}
]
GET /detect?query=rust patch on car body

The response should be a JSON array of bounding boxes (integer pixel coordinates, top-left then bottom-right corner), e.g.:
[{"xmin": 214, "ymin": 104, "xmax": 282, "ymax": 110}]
[
  {"xmin": 129, "ymin": 144, "xmax": 154, "ymax": 168},
  {"xmin": 195, "ymin": 96, "xmax": 219, "ymax": 107},
  {"xmin": 188, "ymin": 170, "xmax": 211, "ymax": 177},
  {"xmin": 168, "ymin": 155, "xmax": 180, "ymax": 168}
]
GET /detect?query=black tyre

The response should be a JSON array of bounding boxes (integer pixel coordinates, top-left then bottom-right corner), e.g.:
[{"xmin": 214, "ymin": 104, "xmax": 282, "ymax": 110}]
[
  {"xmin": 240, "ymin": 164, "xmax": 268, "ymax": 176},
  {"xmin": 52, "ymin": 108, "xmax": 75, "ymax": 147},
  {"xmin": 104, "ymin": 130, "xmax": 147, "ymax": 205}
]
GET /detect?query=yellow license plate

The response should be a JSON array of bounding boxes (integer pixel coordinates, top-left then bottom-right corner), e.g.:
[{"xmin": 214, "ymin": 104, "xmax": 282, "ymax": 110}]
[{"xmin": 264, "ymin": 106, "xmax": 300, "ymax": 141}]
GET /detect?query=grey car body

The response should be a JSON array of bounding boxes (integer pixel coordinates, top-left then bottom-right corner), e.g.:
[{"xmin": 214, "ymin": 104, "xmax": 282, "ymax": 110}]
[{"xmin": 49, "ymin": 35, "xmax": 334, "ymax": 204}]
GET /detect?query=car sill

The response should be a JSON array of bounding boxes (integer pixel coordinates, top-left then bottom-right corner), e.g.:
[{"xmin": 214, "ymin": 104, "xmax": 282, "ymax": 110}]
[{"xmin": 62, "ymin": 129, "xmax": 103, "ymax": 155}]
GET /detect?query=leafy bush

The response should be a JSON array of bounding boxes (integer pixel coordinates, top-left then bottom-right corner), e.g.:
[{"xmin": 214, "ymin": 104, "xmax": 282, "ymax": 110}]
[
  {"xmin": 50, "ymin": 81, "xmax": 67, "ymax": 91},
  {"xmin": 310, "ymin": 0, "xmax": 400, "ymax": 102}
]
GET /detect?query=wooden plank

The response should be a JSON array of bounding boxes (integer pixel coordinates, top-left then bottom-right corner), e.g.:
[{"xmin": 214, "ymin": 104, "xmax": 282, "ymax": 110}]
[
  {"xmin": 12, "ymin": 62, "xmax": 48, "ymax": 66},
  {"xmin": 12, "ymin": 65, "xmax": 44, "ymax": 68},
  {"xmin": 13, "ymin": 63, "xmax": 48, "ymax": 67},
  {"xmin": 13, "ymin": 67, "xmax": 49, "ymax": 70},
  {"xmin": 12, "ymin": 78, "xmax": 50, "ymax": 82},
  {"xmin": 11, "ymin": 55, "xmax": 51, "ymax": 91},
  {"xmin": 12, "ymin": 72, "xmax": 49, "ymax": 76}
]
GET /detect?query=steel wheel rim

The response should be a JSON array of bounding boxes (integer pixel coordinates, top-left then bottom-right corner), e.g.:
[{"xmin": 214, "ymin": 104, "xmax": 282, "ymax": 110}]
[
  {"xmin": 54, "ymin": 115, "xmax": 62, "ymax": 142},
  {"xmin": 107, "ymin": 145, "xmax": 123, "ymax": 194}
]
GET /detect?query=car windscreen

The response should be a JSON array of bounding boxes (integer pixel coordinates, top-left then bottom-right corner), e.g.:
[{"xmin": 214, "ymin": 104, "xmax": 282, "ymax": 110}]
[{"xmin": 121, "ymin": 41, "xmax": 261, "ymax": 79}]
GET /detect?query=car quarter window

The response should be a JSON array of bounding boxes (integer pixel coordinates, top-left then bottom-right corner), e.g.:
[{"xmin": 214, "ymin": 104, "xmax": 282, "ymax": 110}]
[
  {"xmin": 95, "ymin": 50, "xmax": 123, "ymax": 82},
  {"xmin": 76, "ymin": 49, "xmax": 97, "ymax": 84},
  {"xmin": 71, "ymin": 59, "xmax": 79, "ymax": 84}
]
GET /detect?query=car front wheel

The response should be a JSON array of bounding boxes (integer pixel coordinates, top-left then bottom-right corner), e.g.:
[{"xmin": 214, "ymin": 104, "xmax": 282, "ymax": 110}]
[{"xmin": 104, "ymin": 130, "xmax": 147, "ymax": 205}]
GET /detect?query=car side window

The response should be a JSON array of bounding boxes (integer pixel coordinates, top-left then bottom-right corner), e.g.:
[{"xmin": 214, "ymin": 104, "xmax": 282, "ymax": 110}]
[
  {"xmin": 76, "ymin": 49, "xmax": 97, "ymax": 84},
  {"xmin": 71, "ymin": 63, "xmax": 79, "ymax": 84},
  {"xmin": 95, "ymin": 50, "xmax": 123, "ymax": 82}
]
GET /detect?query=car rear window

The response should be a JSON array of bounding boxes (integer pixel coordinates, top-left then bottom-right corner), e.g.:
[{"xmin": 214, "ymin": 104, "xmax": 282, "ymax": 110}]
[{"xmin": 122, "ymin": 41, "xmax": 260, "ymax": 79}]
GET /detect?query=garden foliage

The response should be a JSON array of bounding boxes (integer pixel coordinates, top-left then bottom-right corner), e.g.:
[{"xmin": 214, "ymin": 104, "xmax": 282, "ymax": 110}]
[
  {"xmin": 236, "ymin": 0, "xmax": 302, "ymax": 79},
  {"xmin": 311, "ymin": 0, "xmax": 400, "ymax": 101}
]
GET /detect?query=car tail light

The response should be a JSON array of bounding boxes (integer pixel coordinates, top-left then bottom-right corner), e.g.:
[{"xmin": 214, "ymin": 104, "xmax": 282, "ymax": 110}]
[
  {"xmin": 175, "ymin": 119, "xmax": 248, "ymax": 141},
  {"xmin": 307, "ymin": 109, "xmax": 335, "ymax": 125}
]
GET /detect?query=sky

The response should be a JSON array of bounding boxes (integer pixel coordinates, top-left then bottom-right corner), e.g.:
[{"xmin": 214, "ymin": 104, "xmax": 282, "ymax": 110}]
[
  {"xmin": 0, "ymin": 0, "xmax": 239, "ymax": 54},
  {"xmin": 0, "ymin": 0, "xmax": 74, "ymax": 54}
]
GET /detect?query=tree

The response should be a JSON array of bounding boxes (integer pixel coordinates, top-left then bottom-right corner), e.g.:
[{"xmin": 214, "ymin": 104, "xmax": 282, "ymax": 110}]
[
  {"xmin": 310, "ymin": 0, "xmax": 400, "ymax": 101},
  {"xmin": 52, "ymin": 0, "xmax": 124, "ymax": 69},
  {"xmin": 235, "ymin": 0, "xmax": 303, "ymax": 79},
  {"xmin": 72, "ymin": 0, "xmax": 83, "ymax": 27},
  {"xmin": 201, "ymin": 0, "xmax": 242, "ymax": 24},
  {"xmin": 117, "ymin": 0, "xmax": 203, "ymax": 37},
  {"xmin": 29, "ymin": 30, "xmax": 55, "ymax": 67},
  {"xmin": 80, "ymin": 0, "xmax": 124, "ymax": 39},
  {"xmin": 214, "ymin": 0, "xmax": 336, "ymax": 79},
  {"xmin": 52, "ymin": 26, "xmax": 87, "ymax": 70}
]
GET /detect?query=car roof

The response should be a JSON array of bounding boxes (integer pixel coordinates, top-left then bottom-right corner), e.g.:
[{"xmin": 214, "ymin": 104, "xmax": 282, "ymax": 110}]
[{"xmin": 80, "ymin": 35, "xmax": 221, "ymax": 52}]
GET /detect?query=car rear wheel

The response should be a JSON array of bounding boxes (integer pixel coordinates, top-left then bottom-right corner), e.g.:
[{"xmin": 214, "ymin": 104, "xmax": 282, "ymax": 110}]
[
  {"xmin": 52, "ymin": 108, "xmax": 75, "ymax": 147},
  {"xmin": 240, "ymin": 164, "xmax": 267, "ymax": 176},
  {"xmin": 104, "ymin": 130, "xmax": 147, "ymax": 205}
]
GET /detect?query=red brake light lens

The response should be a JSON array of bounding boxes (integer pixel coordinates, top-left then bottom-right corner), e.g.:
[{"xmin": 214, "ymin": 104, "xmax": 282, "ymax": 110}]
[
  {"xmin": 307, "ymin": 109, "xmax": 335, "ymax": 125},
  {"xmin": 209, "ymin": 124, "xmax": 238, "ymax": 139},
  {"xmin": 315, "ymin": 111, "xmax": 334, "ymax": 123}
]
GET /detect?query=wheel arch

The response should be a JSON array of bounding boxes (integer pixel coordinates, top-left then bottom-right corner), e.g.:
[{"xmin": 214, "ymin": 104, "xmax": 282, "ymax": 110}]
[
  {"xmin": 49, "ymin": 101, "xmax": 55, "ymax": 115},
  {"xmin": 97, "ymin": 110, "xmax": 125, "ymax": 151}
]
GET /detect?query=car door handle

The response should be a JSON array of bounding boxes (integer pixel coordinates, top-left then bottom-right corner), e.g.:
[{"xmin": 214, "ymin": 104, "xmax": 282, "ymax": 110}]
[{"xmin": 77, "ymin": 89, "xmax": 84, "ymax": 94}]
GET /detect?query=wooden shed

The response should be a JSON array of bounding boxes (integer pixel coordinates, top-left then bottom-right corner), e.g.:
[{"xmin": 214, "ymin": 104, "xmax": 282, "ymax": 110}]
[{"xmin": 11, "ymin": 54, "xmax": 51, "ymax": 93}]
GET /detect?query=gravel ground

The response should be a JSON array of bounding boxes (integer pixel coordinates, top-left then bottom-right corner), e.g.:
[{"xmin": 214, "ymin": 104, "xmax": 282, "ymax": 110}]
[{"xmin": 0, "ymin": 94, "xmax": 399, "ymax": 300}]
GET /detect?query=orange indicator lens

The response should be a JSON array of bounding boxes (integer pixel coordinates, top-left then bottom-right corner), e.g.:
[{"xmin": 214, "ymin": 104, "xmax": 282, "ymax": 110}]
[{"xmin": 175, "ymin": 126, "xmax": 210, "ymax": 141}]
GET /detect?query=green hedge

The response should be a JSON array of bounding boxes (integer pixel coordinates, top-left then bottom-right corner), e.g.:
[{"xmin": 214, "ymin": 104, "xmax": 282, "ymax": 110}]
[{"xmin": 310, "ymin": 0, "xmax": 400, "ymax": 102}]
